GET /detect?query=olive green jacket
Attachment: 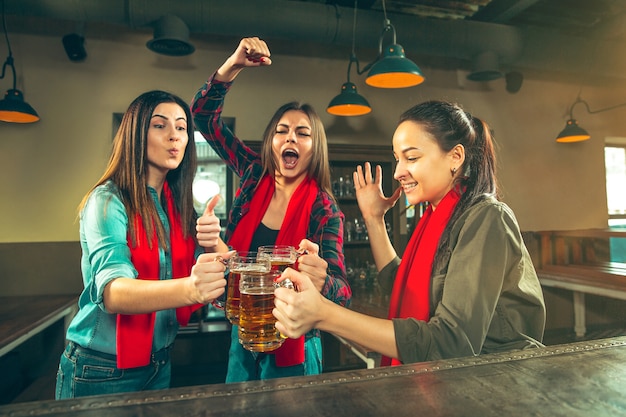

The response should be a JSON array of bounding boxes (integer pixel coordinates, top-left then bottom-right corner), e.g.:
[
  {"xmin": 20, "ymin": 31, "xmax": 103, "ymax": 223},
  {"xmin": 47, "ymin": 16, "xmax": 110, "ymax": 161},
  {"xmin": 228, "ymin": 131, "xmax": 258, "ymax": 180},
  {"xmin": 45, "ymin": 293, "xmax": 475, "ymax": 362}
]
[{"xmin": 379, "ymin": 196, "xmax": 546, "ymax": 364}]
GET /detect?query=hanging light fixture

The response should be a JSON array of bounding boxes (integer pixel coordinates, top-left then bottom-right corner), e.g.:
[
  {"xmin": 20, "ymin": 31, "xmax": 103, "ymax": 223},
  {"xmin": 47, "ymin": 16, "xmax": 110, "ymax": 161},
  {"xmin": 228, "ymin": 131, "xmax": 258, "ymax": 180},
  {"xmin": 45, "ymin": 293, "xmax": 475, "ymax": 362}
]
[
  {"xmin": 0, "ymin": 0, "xmax": 39, "ymax": 123},
  {"xmin": 327, "ymin": 0, "xmax": 424, "ymax": 116},
  {"xmin": 556, "ymin": 96, "xmax": 626, "ymax": 143},
  {"xmin": 364, "ymin": 0, "xmax": 424, "ymax": 89},
  {"xmin": 365, "ymin": 19, "xmax": 424, "ymax": 88},
  {"xmin": 327, "ymin": 1, "xmax": 371, "ymax": 116},
  {"xmin": 466, "ymin": 50, "xmax": 503, "ymax": 82},
  {"xmin": 327, "ymin": 54, "xmax": 372, "ymax": 116},
  {"xmin": 146, "ymin": 15, "xmax": 195, "ymax": 56}
]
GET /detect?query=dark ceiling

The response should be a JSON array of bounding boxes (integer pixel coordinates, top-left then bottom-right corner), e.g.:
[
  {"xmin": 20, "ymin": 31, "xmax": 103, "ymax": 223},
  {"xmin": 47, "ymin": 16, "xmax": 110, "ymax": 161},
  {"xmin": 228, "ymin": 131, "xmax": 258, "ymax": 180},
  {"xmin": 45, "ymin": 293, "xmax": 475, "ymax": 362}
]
[
  {"xmin": 3, "ymin": 0, "xmax": 626, "ymax": 84},
  {"xmin": 297, "ymin": 0, "xmax": 626, "ymax": 42}
]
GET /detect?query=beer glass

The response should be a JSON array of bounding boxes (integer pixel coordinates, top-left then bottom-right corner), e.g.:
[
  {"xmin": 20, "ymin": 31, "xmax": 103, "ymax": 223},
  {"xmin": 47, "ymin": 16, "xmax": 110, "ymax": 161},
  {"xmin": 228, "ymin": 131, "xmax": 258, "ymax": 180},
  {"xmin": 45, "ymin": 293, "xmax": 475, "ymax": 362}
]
[
  {"xmin": 257, "ymin": 245, "xmax": 299, "ymax": 272},
  {"xmin": 238, "ymin": 270, "xmax": 285, "ymax": 352},
  {"xmin": 225, "ymin": 252, "xmax": 270, "ymax": 325}
]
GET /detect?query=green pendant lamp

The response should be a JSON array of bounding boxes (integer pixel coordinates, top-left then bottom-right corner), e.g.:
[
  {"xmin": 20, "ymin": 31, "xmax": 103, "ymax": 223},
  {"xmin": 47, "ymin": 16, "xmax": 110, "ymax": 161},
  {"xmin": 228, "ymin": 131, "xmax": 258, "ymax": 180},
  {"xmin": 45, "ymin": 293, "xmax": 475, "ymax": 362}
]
[
  {"xmin": 327, "ymin": 81, "xmax": 371, "ymax": 116},
  {"xmin": 327, "ymin": 53, "xmax": 371, "ymax": 116},
  {"xmin": 365, "ymin": 20, "xmax": 424, "ymax": 89},
  {"xmin": 366, "ymin": 42, "xmax": 424, "ymax": 88},
  {"xmin": 326, "ymin": 3, "xmax": 371, "ymax": 117}
]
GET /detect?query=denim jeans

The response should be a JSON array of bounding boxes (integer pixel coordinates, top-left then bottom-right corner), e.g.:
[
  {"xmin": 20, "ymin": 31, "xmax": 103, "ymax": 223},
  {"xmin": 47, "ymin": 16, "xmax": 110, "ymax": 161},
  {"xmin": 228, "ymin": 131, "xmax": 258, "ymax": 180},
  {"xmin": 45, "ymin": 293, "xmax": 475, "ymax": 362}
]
[
  {"xmin": 225, "ymin": 326, "xmax": 323, "ymax": 383},
  {"xmin": 55, "ymin": 341, "xmax": 172, "ymax": 399}
]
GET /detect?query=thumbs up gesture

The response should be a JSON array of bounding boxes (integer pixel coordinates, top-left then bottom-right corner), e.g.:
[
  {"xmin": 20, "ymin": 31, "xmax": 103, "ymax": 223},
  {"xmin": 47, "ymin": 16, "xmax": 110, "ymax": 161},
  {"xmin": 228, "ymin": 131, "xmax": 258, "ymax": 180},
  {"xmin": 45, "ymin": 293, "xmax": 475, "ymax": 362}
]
[{"xmin": 196, "ymin": 194, "xmax": 222, "ymax": 249}]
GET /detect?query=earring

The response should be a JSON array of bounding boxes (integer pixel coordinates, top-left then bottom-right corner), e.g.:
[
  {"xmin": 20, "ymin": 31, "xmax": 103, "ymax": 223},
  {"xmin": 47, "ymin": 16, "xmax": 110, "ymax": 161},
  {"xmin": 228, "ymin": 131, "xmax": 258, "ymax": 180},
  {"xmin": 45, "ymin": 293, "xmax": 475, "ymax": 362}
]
[{"xmin": 451, "ymin": 167, "xmax": 457, "ymax": 177}]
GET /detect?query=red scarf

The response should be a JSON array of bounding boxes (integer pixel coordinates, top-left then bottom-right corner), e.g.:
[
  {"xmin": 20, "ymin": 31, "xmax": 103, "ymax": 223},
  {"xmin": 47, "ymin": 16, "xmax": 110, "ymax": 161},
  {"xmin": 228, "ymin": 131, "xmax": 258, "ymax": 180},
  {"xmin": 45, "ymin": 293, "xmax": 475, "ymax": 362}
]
[
  {"xmin": 381, "ymin": 189, "xmax": 460, "ymax": 366},
  {"xmin": 117, "ymin": 181, "xmax": 201, "ymax": 369},
  {"xmin": 228, "ymin": 174, "xmax": 318, "ymax": 367}
]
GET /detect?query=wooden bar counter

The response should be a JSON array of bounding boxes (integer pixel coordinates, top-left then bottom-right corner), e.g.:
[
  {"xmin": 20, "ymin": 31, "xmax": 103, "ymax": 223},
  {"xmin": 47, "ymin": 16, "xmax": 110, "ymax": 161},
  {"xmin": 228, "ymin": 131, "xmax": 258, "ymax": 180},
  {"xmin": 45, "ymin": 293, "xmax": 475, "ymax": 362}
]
[
  {"xmin": 2, "ymin": 336, "xmax": 625, "ymax": 416},
  {"xmin": 0, "ymin": 295, "xmax": 78, "ymax": 357}
]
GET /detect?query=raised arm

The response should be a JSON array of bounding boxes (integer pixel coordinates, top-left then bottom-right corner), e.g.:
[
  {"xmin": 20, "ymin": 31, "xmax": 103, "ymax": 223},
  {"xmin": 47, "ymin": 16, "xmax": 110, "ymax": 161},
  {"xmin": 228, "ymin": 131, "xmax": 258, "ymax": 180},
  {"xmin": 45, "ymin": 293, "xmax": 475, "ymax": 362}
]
[
  {"xmin": 214, "ymin": 36, "xmax": 272, "ymax": 83},
  {"xmin": 354, "ymin": 162, "xmax": 403, "ymax": 271}
]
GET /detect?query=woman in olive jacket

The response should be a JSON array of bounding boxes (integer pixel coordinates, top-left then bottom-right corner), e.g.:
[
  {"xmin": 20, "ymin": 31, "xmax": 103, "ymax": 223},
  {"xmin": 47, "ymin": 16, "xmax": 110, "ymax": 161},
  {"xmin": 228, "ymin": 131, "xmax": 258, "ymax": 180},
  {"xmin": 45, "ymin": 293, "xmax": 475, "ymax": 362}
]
[{"xmin": 274, "ymin": 100, "xmax": 546, "ymax": 365}]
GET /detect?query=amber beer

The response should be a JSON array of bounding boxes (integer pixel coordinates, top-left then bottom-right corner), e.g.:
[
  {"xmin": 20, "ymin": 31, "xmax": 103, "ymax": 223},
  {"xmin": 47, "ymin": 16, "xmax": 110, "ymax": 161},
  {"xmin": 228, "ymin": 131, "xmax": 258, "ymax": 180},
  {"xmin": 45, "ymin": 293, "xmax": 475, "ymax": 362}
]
[
  {"xmin": 238, "ymin": 271, "xmax": 284, "ymax": 352},
  {"xmin": 269, "ymin": 258, "xmax": 295, "ymax": 272},
  {"xmin": 226, "ymin": 264, "xmax": 267, "ymax": 325}
]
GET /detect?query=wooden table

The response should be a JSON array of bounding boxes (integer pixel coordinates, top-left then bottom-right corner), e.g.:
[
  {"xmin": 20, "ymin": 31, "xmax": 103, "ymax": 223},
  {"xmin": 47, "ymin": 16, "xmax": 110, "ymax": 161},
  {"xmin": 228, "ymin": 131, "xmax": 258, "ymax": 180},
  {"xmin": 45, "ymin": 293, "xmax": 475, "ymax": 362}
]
[
  {"xmin": 533, "ymin": 228, "xmax": 626, "ymax": 337},
  {"xmin": 0, "ymin": 295, "xmax": 78, "ymax": 357},
  {"xmin": 2, "ymin": 336, "xmax": 625, "ymax": 416}
]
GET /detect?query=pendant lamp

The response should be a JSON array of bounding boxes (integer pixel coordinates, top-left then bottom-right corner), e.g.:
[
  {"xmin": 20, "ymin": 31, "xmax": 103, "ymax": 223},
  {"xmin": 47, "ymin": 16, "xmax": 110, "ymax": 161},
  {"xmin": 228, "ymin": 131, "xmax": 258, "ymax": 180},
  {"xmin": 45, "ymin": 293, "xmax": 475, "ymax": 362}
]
[
  {"xmin": 556, "ymin": 118, "xmax": 590, "ymax": 143},
  {"xmin": 555, "ymin": 97, "xmax": 626, "ymax": 143},
  {"xmin": 146, "ymin": 15, "xmax": 195, "ymax": 56},
  {"xmin": 327, "ymin": 54, "xmax": 371, "ymax": 116},
  {"xmin": 0, "ymin": 1, "xmax": 39, "ymax": 123},
  {"xmin": 365, "ymin": 19, "xmax": 424, "ymax": 89},
  {"xmin": 327, "ymin": 1, "xmax": 371, "ymax": 116},
  {"xmin": 327, "ymin": 0, "xmax": 423, "ymax": 116}
]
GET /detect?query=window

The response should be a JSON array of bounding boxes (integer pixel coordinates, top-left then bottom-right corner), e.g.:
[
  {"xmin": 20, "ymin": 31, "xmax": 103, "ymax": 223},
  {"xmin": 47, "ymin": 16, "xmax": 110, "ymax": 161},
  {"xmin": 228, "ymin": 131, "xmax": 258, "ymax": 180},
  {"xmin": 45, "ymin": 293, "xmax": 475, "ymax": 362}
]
[
  {"xmin": 193, "ymin": 131, "xmax": 233, "ymax": 220},
  {"xmin": 605, "ymin": 144, "xmax": 626, "ymax": 223},
  {"xmin": 604, "ymin": 142, "xmax": 626, "ymax": 261}
]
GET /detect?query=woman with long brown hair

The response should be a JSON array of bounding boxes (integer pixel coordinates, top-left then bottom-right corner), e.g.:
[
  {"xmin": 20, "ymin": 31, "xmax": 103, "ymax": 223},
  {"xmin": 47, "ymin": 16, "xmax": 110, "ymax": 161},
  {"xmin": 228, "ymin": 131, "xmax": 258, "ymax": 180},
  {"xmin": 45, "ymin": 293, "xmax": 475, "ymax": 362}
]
[{"xmin": 56, "ymin": 90, "xmax": 229, "ymax": 398}]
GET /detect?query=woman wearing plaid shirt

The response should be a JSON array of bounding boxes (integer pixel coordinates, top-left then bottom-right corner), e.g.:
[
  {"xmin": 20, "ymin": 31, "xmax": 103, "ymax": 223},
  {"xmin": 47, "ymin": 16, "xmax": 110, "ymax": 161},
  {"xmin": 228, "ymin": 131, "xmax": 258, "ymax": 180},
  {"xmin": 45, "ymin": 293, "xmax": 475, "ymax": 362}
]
[{"xmin": 192, "ymin": 37, "xmax": 351, "ymax": 382}]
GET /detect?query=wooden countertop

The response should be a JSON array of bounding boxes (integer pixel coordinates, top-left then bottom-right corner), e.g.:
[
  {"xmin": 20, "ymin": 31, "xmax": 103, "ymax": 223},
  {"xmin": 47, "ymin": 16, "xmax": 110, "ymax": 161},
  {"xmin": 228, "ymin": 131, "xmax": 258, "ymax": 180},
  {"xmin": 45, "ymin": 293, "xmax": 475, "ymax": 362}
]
[
  {"xmin": 3, "ymin": 336, "xmax": 625, "ymax": 416},
  {"xmin": 0, "ymin": 294, "xmax": 78, "ymax": 357}
]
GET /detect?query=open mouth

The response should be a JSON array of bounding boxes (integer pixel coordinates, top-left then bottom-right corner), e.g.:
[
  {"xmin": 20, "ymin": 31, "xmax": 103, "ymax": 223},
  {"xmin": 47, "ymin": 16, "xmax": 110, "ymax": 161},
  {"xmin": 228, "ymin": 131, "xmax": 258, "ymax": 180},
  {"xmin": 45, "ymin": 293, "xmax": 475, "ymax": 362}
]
[{"xmin": 282, "ymin": 149, "xmax": 299, "ymax": 169}]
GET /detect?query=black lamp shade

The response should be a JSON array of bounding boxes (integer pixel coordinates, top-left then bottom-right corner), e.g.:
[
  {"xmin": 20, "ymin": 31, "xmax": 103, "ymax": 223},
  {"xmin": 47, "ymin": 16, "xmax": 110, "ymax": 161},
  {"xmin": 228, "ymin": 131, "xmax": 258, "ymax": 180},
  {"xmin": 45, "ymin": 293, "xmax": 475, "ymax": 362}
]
[
  {"xmin": 327, "ymin": 82, "xmax": 371, "ymax": 116},
  {"xmin": 0, "ymin": 89, "xmax": 40, "ymax": 123},
  {"xmin": 146, "ymin": 15, "xmax": 195, "ymax": 56},
  {"xmin": 556, "ymin": 119, "xmax": 590, "ymax": 143},
  {"xmin": 466, "ymin": 50, "xmax": 503, "ymax": 82},
  {"xmin": 366, "ymin": 44, "xmax": 424, "ymax": 88}
]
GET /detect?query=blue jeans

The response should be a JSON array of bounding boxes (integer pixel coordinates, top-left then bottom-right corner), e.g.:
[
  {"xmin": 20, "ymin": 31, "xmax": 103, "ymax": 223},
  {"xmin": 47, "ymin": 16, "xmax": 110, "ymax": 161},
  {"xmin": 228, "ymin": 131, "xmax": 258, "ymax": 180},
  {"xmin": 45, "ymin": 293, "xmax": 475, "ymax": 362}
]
[
  {"xmin": 55, "ymin": 341, "xmax": 171, "ymax": 399},
  {"xmin": 225, "ymin": 326, "xmax": 323, "ymax": 383}
]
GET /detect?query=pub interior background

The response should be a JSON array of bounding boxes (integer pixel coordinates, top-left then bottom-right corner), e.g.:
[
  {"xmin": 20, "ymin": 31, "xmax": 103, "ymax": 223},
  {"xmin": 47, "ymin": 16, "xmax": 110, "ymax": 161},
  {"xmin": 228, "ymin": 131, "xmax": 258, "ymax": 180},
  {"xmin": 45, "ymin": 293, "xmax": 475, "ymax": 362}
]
[{"xmin": 1, "ymin": 0, "xmax": 626, "ymax": 405}]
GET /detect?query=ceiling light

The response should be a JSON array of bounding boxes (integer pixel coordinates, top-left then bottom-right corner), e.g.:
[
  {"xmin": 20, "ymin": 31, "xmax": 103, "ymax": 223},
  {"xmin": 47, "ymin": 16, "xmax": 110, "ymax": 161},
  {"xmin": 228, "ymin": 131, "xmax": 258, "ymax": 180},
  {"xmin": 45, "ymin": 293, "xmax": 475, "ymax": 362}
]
[
  {"xmin": 0, "ymin": 88, "xmax": 39, "ymax": 123},
  {"xmin": 327, "ymin": 80, "xmax": 371, "ymax": 116},
  {"xmin": 146, "ymin": 15, "xmax": 195, "ymax": 56},
  {"xmin": 466, "ymin": 50, "xmax": 503, "ymax": 82},
  {"xmin": 327, "ymin": 1, "xmax": 371, "ymax": 116},
  {"xmin": 365, "ymin": 20, "xmax": 424, "ymax": 88},
  {"xmin": 556, "ymin": 119, "xmax": 590, "ymax": 143},
  {"xmin": 327, "ymin": 0, "xmax": 423, "ymax": 116},
  {"xmin": 0, "ymin": 1, "xmax": 39, "ymax": 123},
  {"xmin": 555, "ymin": 97, "xmax": 626, "ymax": 143}
]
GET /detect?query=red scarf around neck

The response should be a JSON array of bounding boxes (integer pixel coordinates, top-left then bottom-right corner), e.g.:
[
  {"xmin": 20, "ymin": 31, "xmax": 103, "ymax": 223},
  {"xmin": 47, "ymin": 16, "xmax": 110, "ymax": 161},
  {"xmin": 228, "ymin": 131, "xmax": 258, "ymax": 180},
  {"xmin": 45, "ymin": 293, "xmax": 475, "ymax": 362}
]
[
  {"xmin": 117, "ymin": 181, "xmax": 201, "ymax": 369},
  {"xmin": 228, "ymin": 174, "xmax": 319, "ymax": 367},
  {"xmin": 381, "ymin": 189, "xmax": 460, "ymax": 366}
]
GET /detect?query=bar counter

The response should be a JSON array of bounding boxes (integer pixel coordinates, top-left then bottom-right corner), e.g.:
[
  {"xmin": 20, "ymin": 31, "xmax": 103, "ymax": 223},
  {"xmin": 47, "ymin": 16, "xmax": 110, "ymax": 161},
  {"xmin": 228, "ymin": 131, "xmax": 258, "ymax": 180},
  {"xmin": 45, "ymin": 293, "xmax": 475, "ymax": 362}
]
[{"xmin": 2, "ymin": 336, "xmax": 625, "ymax": 416}]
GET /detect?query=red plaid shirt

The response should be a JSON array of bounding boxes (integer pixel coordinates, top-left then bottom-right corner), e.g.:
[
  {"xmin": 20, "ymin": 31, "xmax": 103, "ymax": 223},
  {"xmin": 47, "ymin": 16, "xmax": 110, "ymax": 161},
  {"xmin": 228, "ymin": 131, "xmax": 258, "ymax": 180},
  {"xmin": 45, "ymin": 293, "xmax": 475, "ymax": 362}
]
[{"xmin": 191, "ymin": 75, "xmax": 351, "ymax": 309}]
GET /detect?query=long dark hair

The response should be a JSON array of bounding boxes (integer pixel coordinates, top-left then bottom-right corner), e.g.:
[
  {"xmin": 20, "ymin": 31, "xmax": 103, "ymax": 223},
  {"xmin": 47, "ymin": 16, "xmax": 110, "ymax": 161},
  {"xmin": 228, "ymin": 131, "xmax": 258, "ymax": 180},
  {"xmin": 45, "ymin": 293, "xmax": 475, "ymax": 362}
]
[
  {"xmin": 398, "ymin": 100, "xmax": 498, "ymax": 267},
  {"xmin": 78, "ymin": 90, "xmax": 197, "ymax": 249},
  {"xmin": 259, "ymin": 101, "xmax": 334, "ymax": 199}
]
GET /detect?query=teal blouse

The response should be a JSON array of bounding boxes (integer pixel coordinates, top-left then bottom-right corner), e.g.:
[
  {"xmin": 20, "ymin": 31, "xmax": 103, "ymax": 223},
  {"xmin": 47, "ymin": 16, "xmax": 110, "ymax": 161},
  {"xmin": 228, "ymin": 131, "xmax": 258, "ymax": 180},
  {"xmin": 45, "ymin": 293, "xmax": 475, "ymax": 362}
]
[{"xmin": 65, "ymin": 181, "xmax": 200, "ymax": 355}]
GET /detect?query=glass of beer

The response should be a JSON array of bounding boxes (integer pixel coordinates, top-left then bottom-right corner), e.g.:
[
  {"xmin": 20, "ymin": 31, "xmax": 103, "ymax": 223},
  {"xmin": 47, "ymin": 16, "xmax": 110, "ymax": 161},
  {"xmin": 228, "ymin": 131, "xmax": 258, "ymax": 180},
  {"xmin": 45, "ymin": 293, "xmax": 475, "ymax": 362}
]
[
  {"xmin": 238, "ymin": 270, "xmax": 285, "ymax": 352},
  {"xmin": 257, "ymin": 245, "xmax": 299, "ymax": 272},
  {"xmin": 225, "ymin": 252, "xmax": 270, "ymax": 325}
]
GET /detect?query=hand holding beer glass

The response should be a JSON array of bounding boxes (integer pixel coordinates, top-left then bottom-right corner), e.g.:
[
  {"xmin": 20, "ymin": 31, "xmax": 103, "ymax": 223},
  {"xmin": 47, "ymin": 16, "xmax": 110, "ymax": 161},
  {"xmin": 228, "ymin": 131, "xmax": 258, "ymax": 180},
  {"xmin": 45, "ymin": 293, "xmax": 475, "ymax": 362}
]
[{"xmin": 238, "ymin": 270, "xmax": 293, "ymax": 352}]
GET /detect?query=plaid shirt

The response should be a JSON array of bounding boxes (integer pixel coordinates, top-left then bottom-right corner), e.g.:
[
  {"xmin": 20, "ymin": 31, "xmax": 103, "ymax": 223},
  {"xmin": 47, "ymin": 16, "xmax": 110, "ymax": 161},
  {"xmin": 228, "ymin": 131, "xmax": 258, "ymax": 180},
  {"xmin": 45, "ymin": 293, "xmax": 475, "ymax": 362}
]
[{"xmin": 191, "ymin": 74, "xmax": 351, "ymax": 308}]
